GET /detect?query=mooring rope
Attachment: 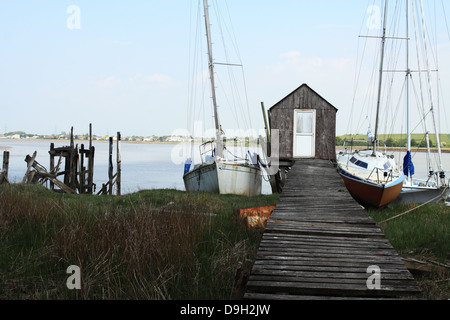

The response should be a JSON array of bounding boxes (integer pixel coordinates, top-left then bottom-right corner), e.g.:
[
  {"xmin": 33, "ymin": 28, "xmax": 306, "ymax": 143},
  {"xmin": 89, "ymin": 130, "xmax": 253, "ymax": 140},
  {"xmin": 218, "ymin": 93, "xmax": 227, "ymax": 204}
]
[{"xmin": 377, "ymin": 185, "xmax": 449, "ymax": 224}]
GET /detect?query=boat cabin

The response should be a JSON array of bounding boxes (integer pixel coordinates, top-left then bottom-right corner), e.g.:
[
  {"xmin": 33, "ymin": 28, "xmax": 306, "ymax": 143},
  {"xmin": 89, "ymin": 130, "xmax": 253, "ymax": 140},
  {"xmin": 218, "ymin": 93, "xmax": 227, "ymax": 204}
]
[{"xmin": 268, "ymin": 83, "xmax": 338, "ymax": 163}]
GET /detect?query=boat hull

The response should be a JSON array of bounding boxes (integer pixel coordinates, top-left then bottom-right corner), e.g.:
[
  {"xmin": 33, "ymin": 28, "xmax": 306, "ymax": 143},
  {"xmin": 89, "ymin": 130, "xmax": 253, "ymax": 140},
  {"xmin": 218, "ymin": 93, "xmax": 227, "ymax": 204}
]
[
  {"xmin": 338, "ymin": 166, "xmax": 404, "ymax": 208},
  {"xmin": 394, "ymin": 186, "xmax": 449, "ymax": 204},
  {"xmin": 183, "ymin": 161, "xmax": 262, "ymax": 196}
]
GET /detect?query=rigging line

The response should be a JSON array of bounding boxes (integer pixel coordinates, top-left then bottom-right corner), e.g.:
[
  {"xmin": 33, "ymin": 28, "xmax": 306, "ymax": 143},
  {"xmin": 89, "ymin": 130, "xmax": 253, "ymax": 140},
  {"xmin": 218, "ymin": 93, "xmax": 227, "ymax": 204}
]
[
  {"xmin": 211, "ymin": 0, "xmax": 252, "ymax": 133},
  {"xmin": 356, "ymin": 33, "xmax": 381, "ymax": 136},
  {"xmin": 377, "ymin": 185, "xmax": 449, "ymax": 224},
  {"xmin": 442, "ymin": 0, "xmax": 450, "ymax": 42},
  {"xmin": 353, "ymin": 0, "xmax": 386, "ymax": 136},
  {"xmin": 411, "ymin": 0, "xmax": 430, "ymax": 139},
  {"xmin": 188, "ymin": 1, "xmax": 202, "ymax": 136},
  {"xmin": 351, "ymin": 35, "xmax": 373, "ymax": 135},
  {"xmin": 419, "ymin": 0, "xmax": 444, "ymax": 170},
  {"xmin": 187, "ymin": 0, "xmax": 196, "ymax": 134},
  {"xmin": 348, "ymin": 0, "xmax": 374, "ymax": 135},
  {"xmin": 214, "ymin": 72, "xmax": 242, "ymax": 132},
  {"xmin": 222, "ymin": 1, "xmax": 254, "ymax": 133}
]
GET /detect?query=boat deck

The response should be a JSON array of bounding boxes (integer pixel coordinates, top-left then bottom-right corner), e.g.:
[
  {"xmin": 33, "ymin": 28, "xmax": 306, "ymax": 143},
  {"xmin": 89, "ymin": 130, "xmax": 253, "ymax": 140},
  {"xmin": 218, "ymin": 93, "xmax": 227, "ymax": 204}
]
[{"xmin": 244, "ymin": 159, "xmax": 421, "ymax": 300}]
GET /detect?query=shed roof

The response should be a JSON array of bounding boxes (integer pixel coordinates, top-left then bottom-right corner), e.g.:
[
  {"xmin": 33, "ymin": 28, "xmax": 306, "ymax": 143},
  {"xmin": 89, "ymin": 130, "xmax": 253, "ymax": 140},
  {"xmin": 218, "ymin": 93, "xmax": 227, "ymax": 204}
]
[{"xmin": 269, "ymin": 83, "xmax": 338, "ymax": 112}]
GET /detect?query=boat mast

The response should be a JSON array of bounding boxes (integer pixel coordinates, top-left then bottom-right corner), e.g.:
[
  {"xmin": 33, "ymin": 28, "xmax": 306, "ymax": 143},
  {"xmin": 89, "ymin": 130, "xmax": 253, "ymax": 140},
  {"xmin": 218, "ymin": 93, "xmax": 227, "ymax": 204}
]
[
  {"xmin": 406, "ymin": 0, "xmax": 412, "ymax": 182},
  {"xmin": 203, "ymin": 0, "xmax": 223, "ymax": 158},
  {"xmin": 373, "ymin": 0, "xmax": 389, "ymax": 156}
]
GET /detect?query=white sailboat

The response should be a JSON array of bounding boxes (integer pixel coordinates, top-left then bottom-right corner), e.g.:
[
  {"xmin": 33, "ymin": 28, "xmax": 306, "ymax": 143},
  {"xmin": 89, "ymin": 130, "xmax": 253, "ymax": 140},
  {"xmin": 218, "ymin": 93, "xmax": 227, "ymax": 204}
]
[
  {"xmin": 337, "ymin": 0, "xmax": 405, "ymax": 208},
  {"xmin": 396, "ymin": 0, "xmax": 449, "ymax": 204},
  {"xmin": 183, "ymin": 0, "xmax": 262, "ymax": 196}
]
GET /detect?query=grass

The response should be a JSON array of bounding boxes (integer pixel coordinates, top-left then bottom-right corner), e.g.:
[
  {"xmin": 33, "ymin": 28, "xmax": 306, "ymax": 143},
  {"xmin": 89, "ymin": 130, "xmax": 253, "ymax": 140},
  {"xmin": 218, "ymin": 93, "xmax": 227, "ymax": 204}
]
[
  {"xmin": 368, "ymin": 202, "xmax": 450, "ymax": 300},
  {"xmin": 0, "ymin": 184, "xmax": 279, "ymax": 300},
  {"xmin": 337, "ymin": 133, "xmax": 450, "ymax": 150},
  {"xmin": 1, "ymin": 184, "xmax": 448, "ymax": 300}
]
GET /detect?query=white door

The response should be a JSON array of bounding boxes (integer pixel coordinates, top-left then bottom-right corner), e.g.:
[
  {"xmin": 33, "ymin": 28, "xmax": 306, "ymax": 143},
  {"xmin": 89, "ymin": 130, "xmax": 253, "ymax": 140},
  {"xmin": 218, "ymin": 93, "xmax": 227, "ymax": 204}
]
[{"xmin": 293, "ymin": 110, "xmax": 315, "ymax": 158}]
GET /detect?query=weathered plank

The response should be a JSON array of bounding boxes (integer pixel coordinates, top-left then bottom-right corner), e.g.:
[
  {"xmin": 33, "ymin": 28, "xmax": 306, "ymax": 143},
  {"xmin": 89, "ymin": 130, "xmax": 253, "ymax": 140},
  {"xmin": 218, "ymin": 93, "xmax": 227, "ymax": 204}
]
[{"xmin": 244, "ymin": 159, "xmax": 421, "ymax": 300}]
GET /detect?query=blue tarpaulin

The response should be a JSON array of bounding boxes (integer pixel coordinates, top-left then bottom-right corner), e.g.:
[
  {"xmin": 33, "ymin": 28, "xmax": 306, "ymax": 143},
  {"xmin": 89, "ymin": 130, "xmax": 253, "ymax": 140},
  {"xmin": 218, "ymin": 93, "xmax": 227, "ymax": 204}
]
[
  {"xmin": 184, "ymin": 158, "xmax": 192, "ymax": 175},
  {"xmin": 403, "ymin": 151, "xmax": 415, "ymax": 177}
]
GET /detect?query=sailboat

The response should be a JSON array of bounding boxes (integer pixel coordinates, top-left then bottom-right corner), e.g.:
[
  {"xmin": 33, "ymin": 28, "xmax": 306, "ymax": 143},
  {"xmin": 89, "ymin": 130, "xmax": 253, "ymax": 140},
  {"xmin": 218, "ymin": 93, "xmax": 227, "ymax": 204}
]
[
  {"xmin": 395, "ymin": 0, "xmax": 449, "ymax": 204},
  {"xmin": 183, "ymin": 0, "xmax": 262, "ymax": 196},
  {"xmin": 337, "ymin": 0, "xmax": 405, "ymax": 208}
]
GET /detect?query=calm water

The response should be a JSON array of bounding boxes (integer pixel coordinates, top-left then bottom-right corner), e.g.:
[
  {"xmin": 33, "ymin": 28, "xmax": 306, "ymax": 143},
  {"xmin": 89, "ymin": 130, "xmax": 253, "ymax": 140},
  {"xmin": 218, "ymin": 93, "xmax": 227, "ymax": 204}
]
[
  {"xmin": 1, "ymin": 140, "xmax": 449, "ymax": 195},
  {"xmin": 0, "ymin": 140, "xmax": 273, "ymax": 194}
]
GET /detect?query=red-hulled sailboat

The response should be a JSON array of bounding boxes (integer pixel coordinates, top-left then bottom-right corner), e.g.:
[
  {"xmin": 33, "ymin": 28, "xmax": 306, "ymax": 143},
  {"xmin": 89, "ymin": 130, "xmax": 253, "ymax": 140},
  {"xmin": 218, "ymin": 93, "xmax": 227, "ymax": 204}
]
[{"xmin": 337, "ymin": 0, "xmax": 405, "ymax": 208}]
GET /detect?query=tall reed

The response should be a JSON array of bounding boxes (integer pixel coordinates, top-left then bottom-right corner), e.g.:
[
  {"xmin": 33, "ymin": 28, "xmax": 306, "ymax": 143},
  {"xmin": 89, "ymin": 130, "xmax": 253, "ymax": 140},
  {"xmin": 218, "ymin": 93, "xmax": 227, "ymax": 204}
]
[{"xmin": 0, "ymin": 184, "xmax": 275, "ymax": 299}]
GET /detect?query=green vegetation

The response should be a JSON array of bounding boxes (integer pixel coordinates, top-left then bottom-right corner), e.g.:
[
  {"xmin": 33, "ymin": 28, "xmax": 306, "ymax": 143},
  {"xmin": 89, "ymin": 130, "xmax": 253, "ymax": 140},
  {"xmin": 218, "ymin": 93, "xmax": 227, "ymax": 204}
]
[
  {"xmin": 0, "ymin": 184, "xmax": 278, "ymax": 299},
  {"xmin": 336, "ymin": 133, "xmax": 450, "ymax": 150},
  {"xmin": 0, "ymin": 184, "xmax": 448, "ymax": 300},
  {"xmin": 368, "ymin": 203, "xmax": 449, "ymax": 300}
]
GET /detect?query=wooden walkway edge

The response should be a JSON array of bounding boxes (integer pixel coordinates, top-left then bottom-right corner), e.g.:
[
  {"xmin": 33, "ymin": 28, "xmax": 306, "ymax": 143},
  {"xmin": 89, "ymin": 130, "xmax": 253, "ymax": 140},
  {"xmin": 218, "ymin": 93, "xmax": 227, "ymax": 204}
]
[{"xmin": 244, "ymin": 159, "xmax": 421, "ymax": 300}]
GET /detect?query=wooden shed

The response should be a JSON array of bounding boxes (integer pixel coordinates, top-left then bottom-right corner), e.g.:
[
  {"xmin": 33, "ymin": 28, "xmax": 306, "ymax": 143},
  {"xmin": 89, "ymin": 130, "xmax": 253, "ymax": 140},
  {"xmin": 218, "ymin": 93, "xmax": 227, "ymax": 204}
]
[{"xmin": 268, "ymin": 83, "xmax": 338, "ymax": 162}]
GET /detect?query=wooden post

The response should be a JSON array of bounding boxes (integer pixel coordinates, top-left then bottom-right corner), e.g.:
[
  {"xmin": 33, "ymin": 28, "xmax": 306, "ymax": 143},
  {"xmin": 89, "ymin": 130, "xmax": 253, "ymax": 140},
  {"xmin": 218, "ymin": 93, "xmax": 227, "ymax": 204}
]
[
  {"xmin": 87, "ymin": 122, "xmax": 94, "ymax": 194},
  {"xmin": 1, "ymin": 151, "xmax": 9, "ymax": 184},
  {"xmin": 23, "ymin": 151, "xmax": 37, "ymax": 183},
  {"xmin": 116, "ymin": 132, "xmax": 121, "ymax": 196},
  {"xmin": 80, "ymin": 144, "xmax": 86, "ymax": 194},
  {"xmin": 108, "ymin": 137, "xmax": 113, "ymax": 195},
  {"xmin": 70, "ymin": 144, "xmax": 78, "ymax": 192},
  {"xmin": 70, "ymin": 126, "xmax": 74, "ymax": 149},
  {"xmin": 261, "ymin": 102, "xmax": 271, "ymax": 156},
  {"xmin": 89, "ymin": 123, "xmax": 92, "ymax": 150},
  {"xmin": 87, "ymin": 145, "xmax": 95, "ymax": 194},
  {"xmin": 49, "ymin": 143, "xmax": 55, "ymax": 191}
]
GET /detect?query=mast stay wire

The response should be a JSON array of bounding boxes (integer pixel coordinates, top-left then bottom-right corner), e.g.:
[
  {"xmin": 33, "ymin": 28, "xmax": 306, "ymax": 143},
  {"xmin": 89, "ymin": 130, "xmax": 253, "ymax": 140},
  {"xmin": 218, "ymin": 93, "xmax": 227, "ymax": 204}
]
[{"xmin": 210, "ymin": 0, "xmax": 253, "ymax": 136}]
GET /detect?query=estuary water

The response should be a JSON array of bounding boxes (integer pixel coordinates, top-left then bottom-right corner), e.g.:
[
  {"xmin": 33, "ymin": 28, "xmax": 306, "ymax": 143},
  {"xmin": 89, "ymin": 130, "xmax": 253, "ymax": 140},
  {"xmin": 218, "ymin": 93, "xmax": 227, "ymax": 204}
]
[
  {"xmin": 1, "ymin": 140, "xmax": 449, "ymax": 195},
  {"xmin": 0, "ymin": 140, "xmax": 273, "ymax": 194}
]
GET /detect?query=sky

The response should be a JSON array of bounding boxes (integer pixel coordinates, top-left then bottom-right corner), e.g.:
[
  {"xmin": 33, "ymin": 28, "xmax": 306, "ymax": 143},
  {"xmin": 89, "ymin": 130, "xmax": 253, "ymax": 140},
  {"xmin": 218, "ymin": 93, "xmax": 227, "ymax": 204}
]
[{"xmin": 1, "ymin": 0, "xmax": 449, "ymax": 138}]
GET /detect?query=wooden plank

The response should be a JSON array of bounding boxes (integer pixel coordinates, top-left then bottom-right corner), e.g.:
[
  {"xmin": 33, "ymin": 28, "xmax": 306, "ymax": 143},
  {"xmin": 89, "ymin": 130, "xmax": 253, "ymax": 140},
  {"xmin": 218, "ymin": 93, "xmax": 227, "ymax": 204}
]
[
  {"xmin": 246, "ymin": 280, "xmax": 420, "ymax": 298},
  {"xmin": 244, "ymin": 292, "xmax": 399, "ymax": 300},
  {"xmin": 250, "ymin": 270, "xmax": 414, "ymax": 281},
  {"xmin": 260, "ymin": 233, "xmax": 395, "ymax": 249},
  {"xmin": 22, "ymin": 151, "xmax": 37, "ymax": 183},
  {"xmin": 245, "ymin": 159, "xmax": 421, "ymax": 300}
]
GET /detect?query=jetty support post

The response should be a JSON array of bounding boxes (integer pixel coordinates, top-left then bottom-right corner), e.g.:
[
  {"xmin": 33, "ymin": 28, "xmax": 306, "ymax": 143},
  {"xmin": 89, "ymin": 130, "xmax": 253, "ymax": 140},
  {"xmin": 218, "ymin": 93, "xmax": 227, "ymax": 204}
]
[
  {"xmin": 116, "ymin": 132, "xmax": 121, "ymax": 196},
  {"xmin": 108, "ymin": 136, "xmax": 113, "ymax": 195},
  {"xmin": 80, "ymin": 144, "xmax": 86, "ymax": 194},
  {"xmin": 0, "ymin": 151, "xmax": 10, "ymax": 184},
  {"xmin": 87, "ymin": 144, "xmax": 95, "ymax": 194},
  {"xmin": 87, "ymin": 123, "xmax": 95, "ymax": 194},
  {"xmin": 49, "ymin": 143, "xmax": 55, "ymax": 191}
]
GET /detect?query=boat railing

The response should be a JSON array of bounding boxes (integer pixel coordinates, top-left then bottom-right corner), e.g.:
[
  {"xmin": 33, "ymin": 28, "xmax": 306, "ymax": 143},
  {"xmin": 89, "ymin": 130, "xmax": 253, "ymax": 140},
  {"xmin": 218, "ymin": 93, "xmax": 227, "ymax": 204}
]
[
  {"xmin": 340, "ymin": 139, "xmax": 388, "ymax": 155},
  {"xmin": 199, "ymin": 141, "xmax": 215, "ymax": 164},
  {"xmin": 367, "ymin": 167, "xmax": 394, "ymax": 184}
]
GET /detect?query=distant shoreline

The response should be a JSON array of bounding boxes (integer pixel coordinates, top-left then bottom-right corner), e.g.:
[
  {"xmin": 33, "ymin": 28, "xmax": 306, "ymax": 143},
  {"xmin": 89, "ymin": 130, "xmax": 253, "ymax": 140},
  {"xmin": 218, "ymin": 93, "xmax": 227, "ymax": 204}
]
[
  {"xmin": 336, "ymin": 146, "xmax": 450, "ymax": 154},
  {"xmin": 2, "ymin": 139, "xmax": 450, "ymax": 153},
  {"xmin": 0, "ymin": 138, "xmax": 260, "ymax": 147}
]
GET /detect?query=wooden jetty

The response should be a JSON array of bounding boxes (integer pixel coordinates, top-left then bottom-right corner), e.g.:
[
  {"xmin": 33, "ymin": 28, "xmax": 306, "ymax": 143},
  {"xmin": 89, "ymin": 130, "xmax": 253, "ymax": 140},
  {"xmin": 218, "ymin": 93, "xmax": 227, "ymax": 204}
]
[
  {"xmin": 244, "ymin": 159, "xmax": 421, "ymax": 300},
  {"xmin": 18, "ymin": 124, "xmax": 122, "ymax": 196}
]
